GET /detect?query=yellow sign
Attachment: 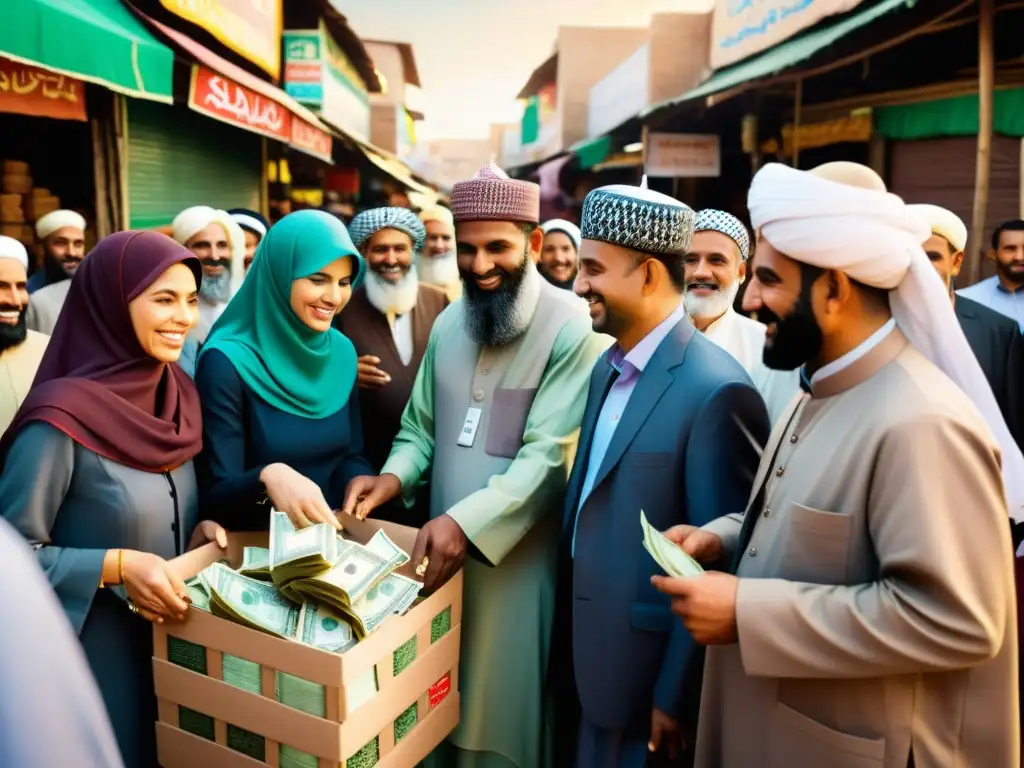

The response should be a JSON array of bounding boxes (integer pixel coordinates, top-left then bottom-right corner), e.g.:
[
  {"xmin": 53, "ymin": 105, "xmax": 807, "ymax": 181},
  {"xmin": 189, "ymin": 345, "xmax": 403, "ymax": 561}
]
[{"xmin": 160, "ymin": 0, "xmax": 282, "ymax": 79}]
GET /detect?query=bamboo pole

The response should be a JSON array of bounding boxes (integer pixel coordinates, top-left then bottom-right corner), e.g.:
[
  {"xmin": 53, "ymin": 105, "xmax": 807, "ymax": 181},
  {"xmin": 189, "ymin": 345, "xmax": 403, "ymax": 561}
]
[{"xmin": 968, "ymin": 0, "xmax": 994, "ymax": 285}]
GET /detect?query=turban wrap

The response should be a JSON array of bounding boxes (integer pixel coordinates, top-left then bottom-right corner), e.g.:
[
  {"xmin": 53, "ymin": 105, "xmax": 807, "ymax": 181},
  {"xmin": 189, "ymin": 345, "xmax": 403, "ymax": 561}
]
[{"xmin": 749, "ymin": 162, "xmax": 1024, "ymax": 520}]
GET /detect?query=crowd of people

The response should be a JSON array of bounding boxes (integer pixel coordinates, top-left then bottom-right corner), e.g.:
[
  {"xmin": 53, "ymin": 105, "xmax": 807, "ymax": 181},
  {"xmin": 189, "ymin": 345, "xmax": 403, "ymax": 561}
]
[{"xmin": 0, "ymin": 157, "xmax": 1022, "ymax": 768}]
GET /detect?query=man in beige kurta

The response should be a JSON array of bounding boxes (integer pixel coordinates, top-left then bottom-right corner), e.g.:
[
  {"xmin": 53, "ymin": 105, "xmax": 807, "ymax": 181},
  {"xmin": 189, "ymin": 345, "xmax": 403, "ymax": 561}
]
[
  {"xmin": 654, "ymin": 162, "xmax": 1022, "ymax": 768},
  {"xmin": 344, "ymin": 164, "xmax": 609, "ymax": 768},
  {"xmin": 0, "ymin": 236, "xmax": 48, "ymax": 433}
]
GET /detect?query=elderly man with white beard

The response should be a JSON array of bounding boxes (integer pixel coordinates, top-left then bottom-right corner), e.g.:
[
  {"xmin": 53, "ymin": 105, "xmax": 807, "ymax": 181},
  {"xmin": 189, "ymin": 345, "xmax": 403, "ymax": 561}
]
[
  {"xmin": 333, "ymin": 207, "xmax": 448, "ymax": 525},
  {"xmin": 684, "ymin": 209, "xmax": 799, "ymax": 424},
  {"xmin": 171, "ymin": 205, "xmax": 246, "ymax": 344},
  {"xmin": 0, "ymin": 236, "xmax": 48, "ymax": 433},
  {"xmin": 418, "ymin": 205, "xmax": 462, "ymax": 302}
]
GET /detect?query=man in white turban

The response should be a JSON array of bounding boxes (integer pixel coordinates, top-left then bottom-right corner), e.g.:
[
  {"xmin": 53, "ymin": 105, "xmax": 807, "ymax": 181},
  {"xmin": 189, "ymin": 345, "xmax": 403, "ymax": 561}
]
[
  {"xmin": 26, "ymin": 209, "xmax": 86, "ymax": 293},
  {"xmin": 171, "ymin": 206, "xmax": 246, "ymax": 343},
  {"xmin": 653, "ymin": 162, "xmax": 1021, "ymax": 768},
  {"xmin": 0, "ymin": 236, "xmax": 48, "ymax": 433},
  {"xmin": 418, "ymin": 205, "xmax": 462, "ymax": 301},
  {"xmin": 538, "ymin": 219, "xmax": 581, "ymax": 290},
  {"xmin": 911, "ymin": 203, "xmax": 1022, "ymax": 457}
]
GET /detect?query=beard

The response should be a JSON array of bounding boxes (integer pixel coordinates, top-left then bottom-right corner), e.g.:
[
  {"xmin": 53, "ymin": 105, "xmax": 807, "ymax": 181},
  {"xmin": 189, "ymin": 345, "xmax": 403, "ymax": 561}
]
[
  {"xmin": 365, "ymin": 264, "xmax": 419, "ymax": 315},
  {"xmin": 758, "ymin": 283, "xmax": 824, "ymax": 371},
  {"xmin": 998, "ymin": 260, "xmax": 1024, "ymax": 287},
  {"xmin": 0, "ymin": 307, "xmax": 28, "ymax": 353},
  {"xmin": 199, "ymin": 266, "xmax": 233, "ymax": 304},
  {"xmin": 460, "ymin": 254, "xmax": 538, "ymax": 347},
  {"xmin": 685, "ymin": 279, "xmax": 741, "ymax": 322},
  {"xmin": 417, "ymin": 251, "xmax": 460, "ymax": 286}
]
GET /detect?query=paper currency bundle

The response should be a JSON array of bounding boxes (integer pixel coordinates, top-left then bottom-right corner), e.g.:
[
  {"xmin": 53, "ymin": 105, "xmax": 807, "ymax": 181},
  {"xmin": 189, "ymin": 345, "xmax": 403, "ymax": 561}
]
[{"xmin": 179, "ymin": 512, "xmax": 422, "ymax": 768}]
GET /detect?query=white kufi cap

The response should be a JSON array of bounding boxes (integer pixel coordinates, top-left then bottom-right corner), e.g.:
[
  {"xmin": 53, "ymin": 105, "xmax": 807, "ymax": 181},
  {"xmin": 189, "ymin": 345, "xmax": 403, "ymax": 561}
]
[
  {"xmin": 35, "ymin": 210, "xmax": 86, "ymax": 240},
  {"xmin": 0, "ymin": 236, "xmax": 28, "ymax": 269}
]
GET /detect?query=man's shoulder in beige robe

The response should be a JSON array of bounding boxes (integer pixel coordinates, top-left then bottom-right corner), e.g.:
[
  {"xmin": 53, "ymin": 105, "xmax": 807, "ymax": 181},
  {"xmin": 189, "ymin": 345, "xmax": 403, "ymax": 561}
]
[
  {"xmin": 0, "ymin": 329, "xmax": 49, "ymax": 433},
  {"xmin": 697, "ymin": 329, "xmax": 1019, "ymax": 768}
]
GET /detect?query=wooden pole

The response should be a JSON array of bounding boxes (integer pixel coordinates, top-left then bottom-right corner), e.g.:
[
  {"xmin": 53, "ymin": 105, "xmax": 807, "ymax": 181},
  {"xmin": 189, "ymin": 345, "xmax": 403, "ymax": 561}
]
[
  {"xmin": 793, "ymin": 78, "xmax": 803, "ymax": 169},
  {"xmin": 968, "ymin": 0, "xmax": 994, "ymax": 285},
  {"xmin": 640, "ymin": 124, "xmax": 650, "ymax": 185}
]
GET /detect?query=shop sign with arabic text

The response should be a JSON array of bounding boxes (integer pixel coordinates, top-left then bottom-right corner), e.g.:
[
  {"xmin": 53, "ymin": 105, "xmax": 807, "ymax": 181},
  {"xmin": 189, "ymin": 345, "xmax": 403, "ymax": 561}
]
[
  {"xmin": 188, "ymin": 65, "xmax": 332, "ymax": 162},
  {"xmin": 160, "ymin": 0, "xmax": 282, "ymax": 79},
  {"xmin": 0, "ymin": 57, "xmax": 86, "ymax": 121},
  {"xmin": 711, "ymin": 0, "xmax": 863, "ymax": 69}
]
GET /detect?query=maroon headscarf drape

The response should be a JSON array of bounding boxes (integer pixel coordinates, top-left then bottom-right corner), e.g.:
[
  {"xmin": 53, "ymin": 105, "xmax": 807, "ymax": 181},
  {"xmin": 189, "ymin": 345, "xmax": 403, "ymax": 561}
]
[{"xmin": 0, "ymin": 231, "xmax": 204, "ymax": 472}]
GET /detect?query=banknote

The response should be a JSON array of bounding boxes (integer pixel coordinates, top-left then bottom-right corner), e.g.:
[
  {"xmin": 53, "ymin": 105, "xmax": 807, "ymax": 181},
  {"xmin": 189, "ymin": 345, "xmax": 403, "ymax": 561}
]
[
  {"xmin": 362, "ymin": 529, "xmax": 411, "ymax": 573},
  {"xmin": 207, "ymin": 562, "xmax": 303, "ymax": 638},
  {"xmin": 350, "ymin": 573, "xmax": 422, "ymax": 636},
  {"xmin": 239, "ymin": 547, "xmax": 271, "ymax": 580},
  {"xmin": 293, "ymin": 539, "xmax": 392, "ymax": 609},
  {"xmin": 640, "ymin": 509, "xmax": 704, "ymax": 578},
  {"xmin": 269, "ymin": 511, "xmax": 338, "ymax": 589}
]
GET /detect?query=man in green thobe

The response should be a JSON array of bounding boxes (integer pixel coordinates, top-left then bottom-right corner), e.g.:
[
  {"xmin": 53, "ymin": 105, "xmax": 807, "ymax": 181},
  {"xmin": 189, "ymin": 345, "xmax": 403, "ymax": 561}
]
[{"xmin": 344, "ymin": 162, "xmax": 609, "ymax": 768}]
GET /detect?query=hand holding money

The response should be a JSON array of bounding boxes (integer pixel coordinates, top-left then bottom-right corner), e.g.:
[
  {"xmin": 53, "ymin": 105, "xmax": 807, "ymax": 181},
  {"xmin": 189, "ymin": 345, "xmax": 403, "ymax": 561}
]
[
  {"xmin": 660, "ymin": 524, "xmax": 723, "ymax": 566},
  {"xmin": 640, "ymin": 511, "xmax": 706, "ymax": 578},
  {"xmin": 341, "ymin": 473, "xmax": 403, "ymax": 521},
  {"xmin": 260, "ymin": 463, "xmax": 340, "ymax": 530},
  {"xmin": 410, "ymin": 514, "xmax": 467, "ymax": 592}
]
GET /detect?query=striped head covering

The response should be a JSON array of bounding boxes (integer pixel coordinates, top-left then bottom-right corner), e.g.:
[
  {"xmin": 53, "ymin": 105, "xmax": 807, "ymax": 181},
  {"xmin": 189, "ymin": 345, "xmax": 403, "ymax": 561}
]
[
  {"xmin": 694, "ymin": 209, "xmax": 751, "ymax": 260},
  {"xmin": 580, "ymin": 182, "xmax": 695, "ymax": 257},
  {"xmin": 450, "ymin": 163, "xmax": 540, "ymax": 224},
  {"xmin": 349, "ymin": 207, "xmax": 426, "ymax": 252}
]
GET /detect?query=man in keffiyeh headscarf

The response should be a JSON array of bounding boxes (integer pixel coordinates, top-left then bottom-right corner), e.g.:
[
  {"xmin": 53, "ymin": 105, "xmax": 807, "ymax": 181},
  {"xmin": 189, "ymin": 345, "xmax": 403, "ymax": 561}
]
[
  {"xmin": 654, "ymin": 162, "xmax": 1021, "ymax": 768},
  {"xmin": 333, "ymin": 206, "xmax": 448, "ymax": 520},
  {"xmin": 172, "ymin": 206, "xmax": 246, "ymax": 343}
]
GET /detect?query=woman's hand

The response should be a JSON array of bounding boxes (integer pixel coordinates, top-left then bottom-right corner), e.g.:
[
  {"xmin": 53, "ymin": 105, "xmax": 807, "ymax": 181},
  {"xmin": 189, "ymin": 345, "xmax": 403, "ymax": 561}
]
[
  {"xmin": 187, "ymin": 520, "xmax": 228, "ymax": 552},
  {"xmin": 119, "ymin": 550, "xmax": 190, "ymax": 624},
  {"xmin": 260, "ymin": 463, "xmax": 340, "ymax": 530}
]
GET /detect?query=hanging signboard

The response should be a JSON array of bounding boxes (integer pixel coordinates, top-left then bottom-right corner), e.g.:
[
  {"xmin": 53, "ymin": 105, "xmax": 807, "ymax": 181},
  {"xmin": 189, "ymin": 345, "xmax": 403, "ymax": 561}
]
[
  {"xmin": 0, "ymin": 57, "xmax": 87, "ymax": 121},
  {"xmin": 188, "ymin": 65, "xmax": 332, "ymax": 163},
  {"xmin": 711, "ymin": 0, "xmax": 864, "ymax": 69},
  {"xmin": 283, "ymin": 30, "xmax": 322, "ymax": 103},
  {"xmin": 645, "ymin": 133, "xmax": 721, "ymax": 178},
  {"xmin": 160, "ymin": 0, "xmax": 282, "ymax": 79}
]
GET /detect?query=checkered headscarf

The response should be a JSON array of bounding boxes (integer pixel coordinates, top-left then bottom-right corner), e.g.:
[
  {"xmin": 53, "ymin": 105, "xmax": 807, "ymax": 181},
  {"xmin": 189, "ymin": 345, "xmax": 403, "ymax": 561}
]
[
  {"xmin": 694, "ymin": 209, "xmax": 751, "ymax": 260},
  {"xmin": 349, "ymin": 207, "xmax": 426, "ymax": 252}
]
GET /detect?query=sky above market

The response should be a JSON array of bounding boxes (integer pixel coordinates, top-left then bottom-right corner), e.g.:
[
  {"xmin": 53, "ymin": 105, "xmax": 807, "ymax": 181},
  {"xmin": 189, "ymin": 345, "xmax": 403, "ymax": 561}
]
[{"xmin": 343, "ymin": 0, "xmax": 713, "ymax": 141}]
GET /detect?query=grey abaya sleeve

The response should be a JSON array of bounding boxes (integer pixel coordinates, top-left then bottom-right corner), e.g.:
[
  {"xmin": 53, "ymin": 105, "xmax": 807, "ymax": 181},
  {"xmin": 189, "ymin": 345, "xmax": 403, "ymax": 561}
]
[
  {"xmin": 0, "ymin": 516, "xmax": 124, "ymax": 768},
  {"xmin": 0, "ymin": 422, "xmax": 107, "ymax": 634}
]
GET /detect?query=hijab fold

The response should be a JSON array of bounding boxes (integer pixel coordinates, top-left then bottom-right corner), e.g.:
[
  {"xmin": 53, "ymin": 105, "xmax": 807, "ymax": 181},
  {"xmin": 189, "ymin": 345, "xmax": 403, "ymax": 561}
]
[
  {"xmin": 0, "ymin": 231, "xmax": 203, "ymax": 472},
  {"xmin": 199, "ymin": 210, "xmax": 363, "ymax": 419}
]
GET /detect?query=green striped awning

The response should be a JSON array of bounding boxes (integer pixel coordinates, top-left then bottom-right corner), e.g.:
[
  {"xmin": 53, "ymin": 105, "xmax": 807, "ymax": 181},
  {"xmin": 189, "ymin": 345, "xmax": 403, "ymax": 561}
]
[{"xmin": 1, "ymin": 0, "xmax": 174, "ymax": 101}]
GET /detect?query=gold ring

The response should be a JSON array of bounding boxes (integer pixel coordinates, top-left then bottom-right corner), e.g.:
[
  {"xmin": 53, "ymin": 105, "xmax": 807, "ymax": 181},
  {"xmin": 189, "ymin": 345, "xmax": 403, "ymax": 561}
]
[{"xmin": 415, "ymin": 556, "xmax": 429, "ymax": 577}]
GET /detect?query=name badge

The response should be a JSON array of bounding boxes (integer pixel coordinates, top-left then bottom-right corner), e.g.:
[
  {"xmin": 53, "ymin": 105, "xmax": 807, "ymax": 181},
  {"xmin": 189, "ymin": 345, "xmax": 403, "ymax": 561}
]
[{"xmin": 457, "ymin": 407, "xmax": 483, "ymax": 448}]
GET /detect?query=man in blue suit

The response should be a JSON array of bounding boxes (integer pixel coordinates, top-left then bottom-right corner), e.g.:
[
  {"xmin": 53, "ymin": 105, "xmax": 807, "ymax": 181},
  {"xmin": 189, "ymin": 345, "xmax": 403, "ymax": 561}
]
[{"xmin": 555, "ymin": 182, "xmax": 770, "ymax": 767}]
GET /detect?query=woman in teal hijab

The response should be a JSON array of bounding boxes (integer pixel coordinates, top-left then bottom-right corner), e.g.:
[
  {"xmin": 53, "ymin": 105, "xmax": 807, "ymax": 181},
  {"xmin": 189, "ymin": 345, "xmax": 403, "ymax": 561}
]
[{"xmin": 195, "ymin": 210, "xmax": 375, "ymax": 531}]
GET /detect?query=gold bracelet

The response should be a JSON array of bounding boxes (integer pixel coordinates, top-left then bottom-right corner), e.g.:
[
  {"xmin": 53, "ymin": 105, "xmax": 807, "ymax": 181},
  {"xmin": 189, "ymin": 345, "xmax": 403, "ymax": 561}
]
[{"xmin": 117, "ymin": 549, "xmax": 125, "ymax": 585}]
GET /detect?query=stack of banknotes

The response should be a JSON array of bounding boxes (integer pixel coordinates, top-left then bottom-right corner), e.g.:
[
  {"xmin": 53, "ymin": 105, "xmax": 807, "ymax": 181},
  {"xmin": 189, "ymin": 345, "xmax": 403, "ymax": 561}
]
[
  {"xmin": 640, "ymin": 509, "xmax": 705, "ymax": 578},
  {"xmin": 182, "ymin": 511, "xmax": 422, "ymax": 768}
]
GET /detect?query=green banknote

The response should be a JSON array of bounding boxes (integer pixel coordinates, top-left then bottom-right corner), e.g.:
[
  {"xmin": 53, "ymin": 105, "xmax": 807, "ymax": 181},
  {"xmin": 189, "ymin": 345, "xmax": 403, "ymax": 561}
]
[
  {"xmin": 238, "ymin": 547, "xmax": 271, "ymax": 580},
  {"xmin": 207, "ymin": 562, "xmax": 302, "ymax": 638},
  {"xmin": 640, "ymin": 509, "xmax": 704, "ymax": 578}
]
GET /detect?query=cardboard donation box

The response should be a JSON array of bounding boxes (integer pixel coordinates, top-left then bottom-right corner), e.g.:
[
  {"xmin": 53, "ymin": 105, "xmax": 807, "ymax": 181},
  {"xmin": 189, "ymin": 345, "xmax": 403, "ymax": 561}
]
[{"xmin": 155, "ymin": 518, "xmax": 462, "ymax": 768}]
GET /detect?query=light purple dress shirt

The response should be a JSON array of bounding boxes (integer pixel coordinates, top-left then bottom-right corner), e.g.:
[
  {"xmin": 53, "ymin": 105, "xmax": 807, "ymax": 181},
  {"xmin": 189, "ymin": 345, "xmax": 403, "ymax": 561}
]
[{"xmin": 572, "ymin": 302, "xmax": 688, "ymax": 555}]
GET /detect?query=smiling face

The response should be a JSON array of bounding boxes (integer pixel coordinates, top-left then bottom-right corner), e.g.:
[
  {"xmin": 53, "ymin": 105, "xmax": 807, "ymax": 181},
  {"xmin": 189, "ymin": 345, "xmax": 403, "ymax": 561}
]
[
  {"xmin": 44, "ymin": 226, "xmax": 87, "ymax": 277},
  {"xmin": 128, "ymin": 263, "xmax": 199, "ymax": 363},
  {"xmin": 243, "ymin": 230, "xmax": 261, "ymax": 271},
  {"xmin": 289, "ymin": 255, "xmax": 355, "ymax": 332},
  {"xmin": 186, "ymin": 223, "xmax": 231, "ymax": 277},
  {"xmin": 684, "ymin": 230, "xmax": 746, "ymax": 326},
  {"xmin": 456, "ymin": 220, "xmax": 539, "ymax": 293},
  {"xmin": 365, "ymin": 228, "xmax": 414, "ymax": 284},
  {"xmin": 0, "ymin": 257, "xmax": 28, "ymax": 352},
  {"xmin": 540, "ymin": 230, "xmax": 578, "ymax": 286}
]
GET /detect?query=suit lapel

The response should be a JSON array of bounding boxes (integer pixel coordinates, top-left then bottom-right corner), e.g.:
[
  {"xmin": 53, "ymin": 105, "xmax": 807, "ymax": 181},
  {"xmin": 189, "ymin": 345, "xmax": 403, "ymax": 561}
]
[
  {"xmin": 588, "ymin": 318, "xmax": 694, "ymax": 494},
  {"xmin": 564, "ymin": 358, "xmax": 617, "ymax": 528}
]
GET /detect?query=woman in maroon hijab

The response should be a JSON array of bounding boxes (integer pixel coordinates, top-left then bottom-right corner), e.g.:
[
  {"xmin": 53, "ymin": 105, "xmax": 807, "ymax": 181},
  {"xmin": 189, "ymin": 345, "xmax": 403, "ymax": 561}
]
[{"xmin": 0, "ymin": 230, "xmax": 227, "ymax": 768}]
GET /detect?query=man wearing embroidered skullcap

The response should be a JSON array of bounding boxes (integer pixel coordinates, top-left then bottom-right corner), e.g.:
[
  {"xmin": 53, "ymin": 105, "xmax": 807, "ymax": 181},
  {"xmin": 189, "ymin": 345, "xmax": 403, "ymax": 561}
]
[
  {"xmin": 343, "ymin": 162, "xmax": 609, "ymax": 768},
  {"xmin": 227, "ymin": 207, "xmax": 269, "ymax": 272},
  {"xmin": 549, "ymin": 181, "xmax": 768, "ymax": 768},
  {"xmin": 911, "ymin": 203, "xmax": 1023, "ymax": 455},
  {"xmin": 26, "ymin": 209, "xmax": 86, "ymax": 293},
  {"xmin": 538, "ymin": 219, "xmax": 581, "ymax": 290},
  {"xmin": 172, "ymin": 206, "xmax": 246, "ymax": 343},
  {"xmin": 653, "ymin": 162, "xmax": 1022, "ymax": 768},
  {"xmin": 334, "ymin": 207, "xmax": 447, "ymax": 526},
  {"xmin": 685, "ymin": 209, "xmax": 799, "ymax": 425},
  {"xmin": 0, "ymin": 236, "xmax": 48, "ymax": 433},
  {"xmin": 418, "ymin": 205, "xmax": 462, "ymax": 301}
]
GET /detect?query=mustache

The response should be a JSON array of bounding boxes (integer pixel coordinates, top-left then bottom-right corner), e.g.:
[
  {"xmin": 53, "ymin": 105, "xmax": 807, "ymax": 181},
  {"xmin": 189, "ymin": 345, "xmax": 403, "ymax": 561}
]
[
  {"xmin": 200, "ymin": 258, "xmax": 228, "ymax": 267},
  {"xmin": 686, "ymin": 281, "xmax": 720, "ymax": 291},
  {"xmin": 0, "ymin": 304, "xmax": 23, "ymax": 312}
]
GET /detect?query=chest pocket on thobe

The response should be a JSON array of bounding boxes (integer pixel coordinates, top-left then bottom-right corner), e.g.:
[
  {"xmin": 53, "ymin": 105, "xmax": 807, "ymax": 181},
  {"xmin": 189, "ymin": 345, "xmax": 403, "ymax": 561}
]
[{"xmin": 485, "ymin": 387, "xmax": 538, "ymax": 459}]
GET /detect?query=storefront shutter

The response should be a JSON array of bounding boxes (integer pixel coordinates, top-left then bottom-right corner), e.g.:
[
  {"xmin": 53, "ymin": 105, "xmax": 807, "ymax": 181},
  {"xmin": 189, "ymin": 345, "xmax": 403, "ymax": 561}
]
[
  {"xmin": 889, "ymin": 135, "xmax": 1021, "ymax": 284},
  {"xmin": 126, "ymin": 99, "xmax": 261, "ymax": 229}
]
